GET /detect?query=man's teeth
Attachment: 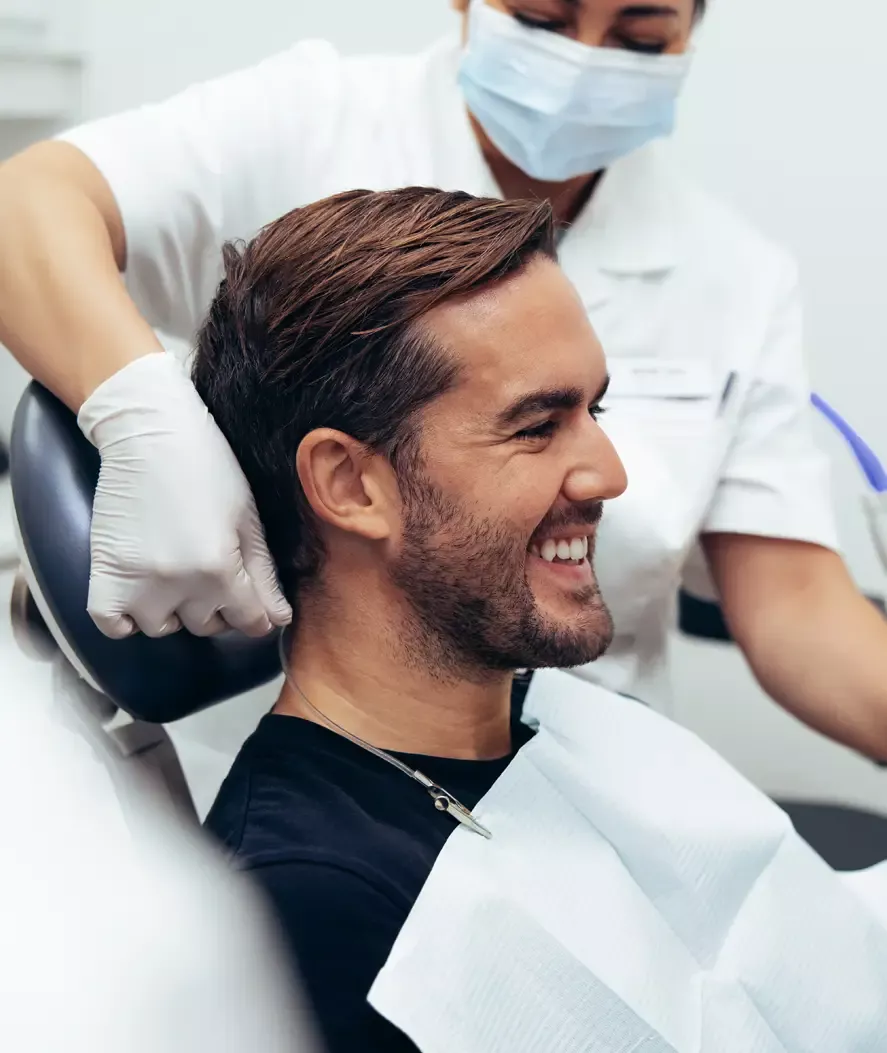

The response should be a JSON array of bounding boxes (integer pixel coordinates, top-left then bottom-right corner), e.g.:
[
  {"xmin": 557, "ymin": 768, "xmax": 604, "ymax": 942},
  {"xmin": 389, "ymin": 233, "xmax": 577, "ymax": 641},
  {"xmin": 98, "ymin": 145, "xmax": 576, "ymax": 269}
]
[{"xmin": 531, "ymin": 536, "xmax": 590, "ymax": 563}]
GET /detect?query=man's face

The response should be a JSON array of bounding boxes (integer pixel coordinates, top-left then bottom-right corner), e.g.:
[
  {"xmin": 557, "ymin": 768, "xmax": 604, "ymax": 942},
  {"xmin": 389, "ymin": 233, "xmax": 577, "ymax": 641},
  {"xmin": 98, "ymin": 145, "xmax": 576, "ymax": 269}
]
[
  {"xmin": 386, "ymin": 256, "xmax": 627, "ymax": 676},
  {"xmin": 453, "ymin": 0, "xmax": 697, "ymax": 54}
]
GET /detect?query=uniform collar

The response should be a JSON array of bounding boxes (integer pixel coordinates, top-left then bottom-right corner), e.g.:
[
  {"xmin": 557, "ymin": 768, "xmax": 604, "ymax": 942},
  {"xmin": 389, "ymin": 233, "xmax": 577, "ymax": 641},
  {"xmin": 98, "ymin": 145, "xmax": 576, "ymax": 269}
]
[
  {"xmin": 573, "ymin": 143, "xmax": 685, "ymax": 276},
  {"xmin": 424, "ymin": 36, "xmax": 685, "ymax": 278}
]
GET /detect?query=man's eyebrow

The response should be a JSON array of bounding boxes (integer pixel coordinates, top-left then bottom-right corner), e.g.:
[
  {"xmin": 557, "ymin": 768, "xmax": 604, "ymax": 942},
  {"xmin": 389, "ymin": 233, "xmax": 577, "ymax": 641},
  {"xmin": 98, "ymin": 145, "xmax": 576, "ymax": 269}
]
[{"xmin": 496, "ymin": 374, "xmax": 611, "ymax": 428}]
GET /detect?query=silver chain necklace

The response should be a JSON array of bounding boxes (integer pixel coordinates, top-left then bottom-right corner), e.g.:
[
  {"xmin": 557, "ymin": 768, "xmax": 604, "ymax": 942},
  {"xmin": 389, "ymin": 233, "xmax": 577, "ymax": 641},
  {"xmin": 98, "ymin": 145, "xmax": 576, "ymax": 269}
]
[{"xmin": 277, "ymin": 632, "xmax": 492, "ymax": 839}]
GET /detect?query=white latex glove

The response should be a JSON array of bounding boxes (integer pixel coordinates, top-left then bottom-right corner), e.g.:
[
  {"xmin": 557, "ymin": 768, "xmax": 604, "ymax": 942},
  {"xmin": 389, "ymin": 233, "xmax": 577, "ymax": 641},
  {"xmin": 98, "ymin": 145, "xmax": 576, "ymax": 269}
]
[{"xmin": 78, "ymin": 352, "xmax": 293, "ymax": 639}]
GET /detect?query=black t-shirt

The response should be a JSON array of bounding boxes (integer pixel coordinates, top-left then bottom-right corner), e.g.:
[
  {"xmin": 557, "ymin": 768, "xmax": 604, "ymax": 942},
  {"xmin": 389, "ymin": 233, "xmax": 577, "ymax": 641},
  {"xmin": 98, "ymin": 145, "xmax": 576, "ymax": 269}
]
[{"xmin": 204, "ymin": 681, "xmax": 535, "ymax": 1053}]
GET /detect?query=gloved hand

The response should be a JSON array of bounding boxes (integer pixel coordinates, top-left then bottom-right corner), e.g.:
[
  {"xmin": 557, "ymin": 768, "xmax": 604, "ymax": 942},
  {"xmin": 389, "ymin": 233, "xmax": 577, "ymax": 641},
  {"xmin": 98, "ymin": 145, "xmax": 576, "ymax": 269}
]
[{"xmin": 78, "ymin": 352, "xmax": 293, "ymax": 639}]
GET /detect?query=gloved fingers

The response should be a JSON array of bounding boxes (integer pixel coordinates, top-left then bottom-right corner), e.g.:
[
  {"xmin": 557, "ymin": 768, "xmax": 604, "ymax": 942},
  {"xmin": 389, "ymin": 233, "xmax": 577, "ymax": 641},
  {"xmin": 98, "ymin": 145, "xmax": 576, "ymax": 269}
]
[
  {"xmin": 87, "ymin": 576, "xmax": 139, "ymax": 639},
  {"xmin": 88, "ymin": 610, "xmax": 137, "ymax": 641},
  {"xmin": 219, "ymin": 562, "xmax": 275, "ymax": 638},
  {"xmin": 112, "ymin": 594, "xmax": 181, "ymax": 638},
  {"xmin": 139, "ymin": 612, "xmax": 183, "ymax": 639},
  {"xmin": 81, "ymin": 358, "xmax": 292, "ymax": 643},
  {"xmin": 240, "ymin": 518, "xmax": 293, "ymax": 627},
  {"xmin": 89, "ymin": 571, "xmax": 183, "ymax": 638},
  {"xmin": 176, "ymin": 600, "xmax": 228, "ymax": 638},
  {"xmin": 221, "ymin": 605, "xmax": 275, "ymax": 639}
]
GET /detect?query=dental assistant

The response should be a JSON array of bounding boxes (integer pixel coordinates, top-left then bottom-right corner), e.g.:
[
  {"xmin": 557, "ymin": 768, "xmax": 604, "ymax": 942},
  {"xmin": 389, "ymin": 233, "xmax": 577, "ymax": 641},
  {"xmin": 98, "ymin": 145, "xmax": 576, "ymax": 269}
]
[{"xmin": 2, "ymin": 0, "xmax": 887, "ymax": 761}]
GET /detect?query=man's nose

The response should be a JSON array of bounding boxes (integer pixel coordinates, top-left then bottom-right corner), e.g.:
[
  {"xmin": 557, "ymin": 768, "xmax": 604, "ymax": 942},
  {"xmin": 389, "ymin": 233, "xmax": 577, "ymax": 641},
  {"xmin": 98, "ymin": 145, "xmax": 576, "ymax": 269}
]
[{"xmin": 562, "ymin": 424, "xmax": 628, "ymax": 505}]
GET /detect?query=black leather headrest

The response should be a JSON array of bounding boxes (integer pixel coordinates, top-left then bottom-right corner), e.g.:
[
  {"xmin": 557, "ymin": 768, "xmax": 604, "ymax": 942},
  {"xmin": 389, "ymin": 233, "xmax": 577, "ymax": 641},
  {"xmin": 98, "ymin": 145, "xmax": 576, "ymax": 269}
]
[{"xmin": 10, "ymin": 382, "xmax": 281, "ymax": 723}]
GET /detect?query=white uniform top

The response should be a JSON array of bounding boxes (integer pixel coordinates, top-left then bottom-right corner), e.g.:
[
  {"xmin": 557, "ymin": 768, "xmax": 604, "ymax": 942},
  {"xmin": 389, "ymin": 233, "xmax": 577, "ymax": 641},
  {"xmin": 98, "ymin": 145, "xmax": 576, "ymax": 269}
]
[{"xmin": 60, "ymin": 34, "xmax": 839, "ymax": 712}]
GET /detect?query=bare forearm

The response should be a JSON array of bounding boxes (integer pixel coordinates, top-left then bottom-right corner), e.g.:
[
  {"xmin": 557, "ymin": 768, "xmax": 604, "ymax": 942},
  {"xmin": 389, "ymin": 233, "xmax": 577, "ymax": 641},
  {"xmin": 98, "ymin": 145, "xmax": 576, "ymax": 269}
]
[
  {"xmin": 0, "ymin": 143, "xmax": 162, "ymax": 411},
  {"xmin": 703, "ymin": 534, "xmax": 887, "ymax": 760},
  {"xmin": 738, "ymin": 578, "xmax": 887, "ymax": 760}
]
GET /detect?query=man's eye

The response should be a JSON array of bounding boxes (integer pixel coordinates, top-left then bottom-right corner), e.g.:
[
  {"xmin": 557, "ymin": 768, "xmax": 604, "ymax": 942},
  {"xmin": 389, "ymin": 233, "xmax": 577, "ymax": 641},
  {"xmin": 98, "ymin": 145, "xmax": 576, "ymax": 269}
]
[
  {"xmin": 514, "ymin": 419, "xmax": 558, "ymax": 442},
  {"xmin": 513, "ymin": 12, "xmax": 569, "ymax": 33},
  {"xmin": 515, "ymin": 404, "xmax": 606, "ymax": 441}
]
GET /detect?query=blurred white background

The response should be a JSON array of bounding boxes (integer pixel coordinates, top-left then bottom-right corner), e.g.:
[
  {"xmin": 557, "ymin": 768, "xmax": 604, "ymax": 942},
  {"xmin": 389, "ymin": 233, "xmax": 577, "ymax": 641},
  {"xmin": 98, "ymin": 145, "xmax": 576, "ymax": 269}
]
[{"xmin": 1, "ymin": 0, "xmax": 886, "ymax": 814}]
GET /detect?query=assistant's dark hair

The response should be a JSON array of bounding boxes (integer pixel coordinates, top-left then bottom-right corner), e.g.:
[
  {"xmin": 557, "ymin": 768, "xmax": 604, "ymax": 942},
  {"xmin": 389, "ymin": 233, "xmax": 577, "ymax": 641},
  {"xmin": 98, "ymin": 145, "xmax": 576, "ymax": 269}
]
[
  {"xmin": 192, "ymin": 187, "xmax": 555, "ymax": 603},
  {"xmin": 695, "ymin": 0, "xmax": 706, "ymax": 13}
]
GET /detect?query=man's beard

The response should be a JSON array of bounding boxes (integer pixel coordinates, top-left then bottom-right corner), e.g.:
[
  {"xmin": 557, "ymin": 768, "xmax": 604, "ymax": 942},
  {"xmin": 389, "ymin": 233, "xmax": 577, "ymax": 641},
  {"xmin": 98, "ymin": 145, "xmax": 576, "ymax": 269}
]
[{"xmin": 388, "ymin": 475, "xmax": 613, "ymax": 681}]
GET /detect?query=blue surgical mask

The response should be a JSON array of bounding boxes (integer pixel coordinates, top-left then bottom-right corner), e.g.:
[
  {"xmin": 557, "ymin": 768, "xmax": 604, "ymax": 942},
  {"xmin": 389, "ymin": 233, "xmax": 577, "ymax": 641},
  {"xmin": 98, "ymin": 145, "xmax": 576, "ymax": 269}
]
[{"xmin": 458, "ymin": 0, "xmax": 692, "ymax": 183}]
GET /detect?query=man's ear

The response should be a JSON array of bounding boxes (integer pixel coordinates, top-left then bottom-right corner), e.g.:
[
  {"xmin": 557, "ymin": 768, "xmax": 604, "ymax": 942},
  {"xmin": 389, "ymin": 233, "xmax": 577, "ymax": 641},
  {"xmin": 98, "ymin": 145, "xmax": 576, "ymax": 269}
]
[{"xmin": 296, "ymin": 429, "xmax": 397, "ymax": 542}]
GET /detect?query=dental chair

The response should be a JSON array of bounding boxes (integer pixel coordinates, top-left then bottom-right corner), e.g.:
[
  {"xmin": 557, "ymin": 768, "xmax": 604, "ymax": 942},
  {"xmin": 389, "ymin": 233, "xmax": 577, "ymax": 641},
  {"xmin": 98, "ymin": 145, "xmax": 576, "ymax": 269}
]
[
  {"xmin": 9, "ymin": 382, "xmax": 282, "ymax": 821},
  {"xmin": 11, "ymin": 380, "xmax": 887, "ymax": 866}
]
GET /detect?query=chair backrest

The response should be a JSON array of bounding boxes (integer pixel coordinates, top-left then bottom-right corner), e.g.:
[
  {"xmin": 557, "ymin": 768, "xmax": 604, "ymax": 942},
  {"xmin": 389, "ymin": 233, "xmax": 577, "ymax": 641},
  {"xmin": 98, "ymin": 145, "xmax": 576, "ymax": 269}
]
[{"xmin": 10, "ymin": 382, "xmax": 281, "ymax": 724}]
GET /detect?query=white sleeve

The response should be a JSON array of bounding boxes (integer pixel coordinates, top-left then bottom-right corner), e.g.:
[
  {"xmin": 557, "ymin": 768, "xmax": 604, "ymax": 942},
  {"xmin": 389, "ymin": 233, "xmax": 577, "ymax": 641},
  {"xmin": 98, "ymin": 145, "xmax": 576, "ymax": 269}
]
[
  {"xmin": 57, "ymin": 40, "xmax": 345, "ymax": 341},
  {"xmin": 681, "ymin": 258, "xmax": 841, "ymax": 599}
]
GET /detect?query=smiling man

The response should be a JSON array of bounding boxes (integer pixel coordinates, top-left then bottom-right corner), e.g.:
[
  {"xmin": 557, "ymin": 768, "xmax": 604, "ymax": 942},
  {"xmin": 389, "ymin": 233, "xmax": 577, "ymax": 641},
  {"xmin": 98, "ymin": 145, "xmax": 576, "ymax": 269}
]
[{"xmin": 197, "ymin": 187, "xmax": 625, "ymax": 1052}]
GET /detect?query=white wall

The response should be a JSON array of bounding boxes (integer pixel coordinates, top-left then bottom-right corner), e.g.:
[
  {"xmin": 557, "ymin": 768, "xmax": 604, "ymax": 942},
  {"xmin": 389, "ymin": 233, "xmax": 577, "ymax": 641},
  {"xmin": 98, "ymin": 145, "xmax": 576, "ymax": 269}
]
[
  {"xmin": 77, "ymin": 0, "xmax": 455, "ymax": 116},
  {"xmin": 4, "ymin": 0, "xmax": 887, "ymax": 808}
]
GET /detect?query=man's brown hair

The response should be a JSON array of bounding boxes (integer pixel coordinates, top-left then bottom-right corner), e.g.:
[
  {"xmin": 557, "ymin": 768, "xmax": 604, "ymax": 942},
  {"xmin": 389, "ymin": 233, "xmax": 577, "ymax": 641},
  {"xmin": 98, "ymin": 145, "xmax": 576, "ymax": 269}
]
[{"xmin": 193, "ymin": 186, "xmax": 555, "ymax": 602}]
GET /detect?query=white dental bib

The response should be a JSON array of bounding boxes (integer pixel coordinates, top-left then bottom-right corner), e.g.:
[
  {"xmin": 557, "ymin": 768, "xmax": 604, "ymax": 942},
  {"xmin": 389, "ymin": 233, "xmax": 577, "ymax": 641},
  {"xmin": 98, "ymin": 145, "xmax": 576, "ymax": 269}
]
[{"xmin": 368, "ymin": 670, "xmax": 887, "ymax": 1052}]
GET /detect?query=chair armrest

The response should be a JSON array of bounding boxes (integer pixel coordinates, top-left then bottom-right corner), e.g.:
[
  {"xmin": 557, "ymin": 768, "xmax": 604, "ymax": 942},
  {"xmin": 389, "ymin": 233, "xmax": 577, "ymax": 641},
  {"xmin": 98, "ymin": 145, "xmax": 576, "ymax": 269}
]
[{"xmin": 678, "ymin": 590, "xmax": 886, "ymax": 644}]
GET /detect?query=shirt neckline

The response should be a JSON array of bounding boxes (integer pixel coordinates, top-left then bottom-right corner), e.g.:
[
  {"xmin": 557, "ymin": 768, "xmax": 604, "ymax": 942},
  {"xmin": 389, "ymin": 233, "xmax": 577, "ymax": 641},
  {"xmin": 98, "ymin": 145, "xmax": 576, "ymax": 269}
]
[{"xmin": 256, "ymin": 709, "xmax": 534, "ymax": 782}]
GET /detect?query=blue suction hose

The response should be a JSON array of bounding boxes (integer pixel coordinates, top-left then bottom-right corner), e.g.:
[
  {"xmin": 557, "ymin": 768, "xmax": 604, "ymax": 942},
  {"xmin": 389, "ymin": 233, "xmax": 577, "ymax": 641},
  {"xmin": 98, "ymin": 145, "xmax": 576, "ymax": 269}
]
[{"xmin": 811, "ymin": 393, "xmax": 887, "ymax": 494}]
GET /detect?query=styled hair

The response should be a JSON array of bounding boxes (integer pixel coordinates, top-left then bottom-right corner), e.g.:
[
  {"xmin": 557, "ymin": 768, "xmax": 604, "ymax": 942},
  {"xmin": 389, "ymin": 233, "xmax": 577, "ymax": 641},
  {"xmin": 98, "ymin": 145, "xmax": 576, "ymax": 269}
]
[{"xmin": 192, "ymin": 187, "xmax": 555, "ymax": 602}]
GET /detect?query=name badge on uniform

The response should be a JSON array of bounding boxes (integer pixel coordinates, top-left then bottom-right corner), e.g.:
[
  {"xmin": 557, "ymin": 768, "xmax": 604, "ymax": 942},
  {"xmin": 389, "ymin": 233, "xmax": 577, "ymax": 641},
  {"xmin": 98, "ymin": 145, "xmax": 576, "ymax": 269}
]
[{"xmin": 606, "ymin": 357, "xmax": 715, "ymax": 401}]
